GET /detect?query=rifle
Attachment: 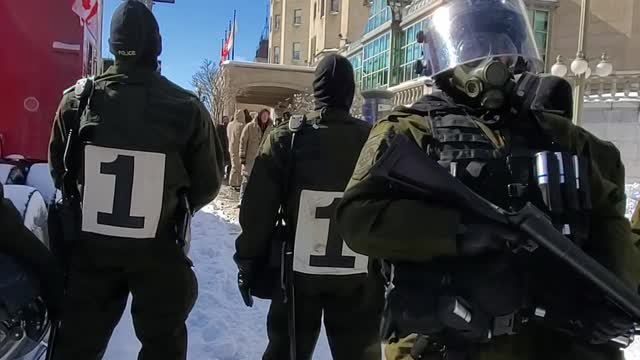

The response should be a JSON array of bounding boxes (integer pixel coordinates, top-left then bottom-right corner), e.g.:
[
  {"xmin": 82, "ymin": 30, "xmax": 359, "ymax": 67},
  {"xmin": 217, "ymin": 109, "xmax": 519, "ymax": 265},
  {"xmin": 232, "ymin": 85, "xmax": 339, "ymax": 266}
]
[
  {"xmin": 280, "ymin": 126, "xmax": 300, "ymax": 360},
  {"xmin": 48, "ymin": 78, "xmax": 94, "ymax": 273},
  {"xmin": 45, "ymin": 78, "xmax": 94, "ymax": 360},
  {"xmin": 369, "ymin": 133, "xmax": 640, "ymax": 346}
]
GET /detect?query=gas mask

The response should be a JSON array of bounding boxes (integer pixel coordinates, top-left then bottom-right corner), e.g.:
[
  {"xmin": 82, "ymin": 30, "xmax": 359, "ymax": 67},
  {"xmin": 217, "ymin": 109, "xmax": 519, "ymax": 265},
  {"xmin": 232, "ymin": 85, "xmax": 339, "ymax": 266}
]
[{"xmin": 450, "ymin": 57, "xmax": 515, "ymax": 110}]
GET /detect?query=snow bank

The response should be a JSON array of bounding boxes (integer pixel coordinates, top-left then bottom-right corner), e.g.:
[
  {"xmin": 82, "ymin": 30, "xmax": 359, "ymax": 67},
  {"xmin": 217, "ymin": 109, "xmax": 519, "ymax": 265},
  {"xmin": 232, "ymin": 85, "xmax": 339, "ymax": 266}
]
[
  {"xmin": 105, "ymin": 191, "xmax": 331, "ymax": 359},
  {"xmin": 103, "ymin": 184, "xmax": 640, "ymax": 359}
]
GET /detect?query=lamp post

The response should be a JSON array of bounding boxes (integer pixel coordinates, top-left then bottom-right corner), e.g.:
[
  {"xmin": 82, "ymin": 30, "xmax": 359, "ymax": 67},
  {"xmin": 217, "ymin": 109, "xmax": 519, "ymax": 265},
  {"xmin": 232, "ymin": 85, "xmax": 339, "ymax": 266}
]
[
  {"xmin": 550, "ymin": 53, "xmax": 613, "ymax": 127},
  {"xmin": 386, "ymin": 0, "xmax": 413, "ymax": 87},
  {"xmin": 386, "ymin": 0, "xmax": 413, "ymax": 23},
  {"xmin": 548, "ymin": 0, "xmax": 614, "ymax": 127}
]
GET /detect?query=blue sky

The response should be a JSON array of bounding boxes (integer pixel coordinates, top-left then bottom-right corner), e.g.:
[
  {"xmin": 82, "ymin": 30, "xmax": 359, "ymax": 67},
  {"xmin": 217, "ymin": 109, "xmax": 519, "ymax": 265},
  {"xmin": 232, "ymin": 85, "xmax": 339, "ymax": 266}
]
[{"xmin": 101, "ymin": 0, "xmax": 269, "ymax": 89}]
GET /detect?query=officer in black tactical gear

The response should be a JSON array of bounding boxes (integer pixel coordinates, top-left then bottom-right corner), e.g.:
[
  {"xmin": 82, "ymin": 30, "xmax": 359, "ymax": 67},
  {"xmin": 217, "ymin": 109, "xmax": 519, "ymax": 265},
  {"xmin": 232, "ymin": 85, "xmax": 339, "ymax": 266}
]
[
  {"xmin": 336, "ymin": 1, "xmax": 640, "ymax": 359},
  {"xmin": 47, "ymin": 2, "xmax": 224, "ymax": 359},
  {"xmin": 234, "ymin": 54, "xmax": 385, "ymax": 360},
  {"xmin": 1, "ymin": 183, "xmax": 63, "ymax": 359}
]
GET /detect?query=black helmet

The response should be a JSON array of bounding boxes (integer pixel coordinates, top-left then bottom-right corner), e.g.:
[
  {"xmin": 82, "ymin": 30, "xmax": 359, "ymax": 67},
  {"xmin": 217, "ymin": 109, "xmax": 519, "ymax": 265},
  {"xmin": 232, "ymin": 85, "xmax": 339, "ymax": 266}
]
[{"xmin": 0, "ymin": 254, "xmax": 49, "ymax": 360}]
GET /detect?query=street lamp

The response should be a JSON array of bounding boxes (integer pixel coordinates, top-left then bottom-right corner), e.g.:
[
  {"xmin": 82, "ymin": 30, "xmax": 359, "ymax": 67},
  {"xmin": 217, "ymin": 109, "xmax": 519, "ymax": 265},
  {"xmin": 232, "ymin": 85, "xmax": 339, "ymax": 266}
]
[
  {"xmin": 551, "ymin": 53, "xmax": 613, "ymax": 79},
  {"xmin": 387, "ymin": 0, "xmax": 413, "ymax": 22},
  {"xmin": 548, "ymin": 0, "xmax": 615, "ymax": 127},
  {"xmin": 550, "ymin": 52, "xmax": 614, "ymax": 126}
]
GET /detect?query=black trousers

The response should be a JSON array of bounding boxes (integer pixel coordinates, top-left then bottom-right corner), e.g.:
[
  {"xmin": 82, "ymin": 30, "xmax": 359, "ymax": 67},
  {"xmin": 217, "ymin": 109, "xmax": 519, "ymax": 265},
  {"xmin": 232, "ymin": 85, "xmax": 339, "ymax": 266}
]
[
  {"xmin": 263, "ymin": 280, "xmax": 384, "ymax": 360},
  {"xmin": 50, "ymin": 246, "xmax": 197, "ymax": 360}
]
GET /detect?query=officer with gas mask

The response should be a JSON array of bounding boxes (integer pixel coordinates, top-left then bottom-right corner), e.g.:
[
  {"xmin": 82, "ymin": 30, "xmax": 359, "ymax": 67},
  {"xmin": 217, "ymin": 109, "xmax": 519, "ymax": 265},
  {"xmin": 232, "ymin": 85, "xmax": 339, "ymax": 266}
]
[{"xmin": 336, "ymin": 0, "xmax": 640, "ymax": 359}]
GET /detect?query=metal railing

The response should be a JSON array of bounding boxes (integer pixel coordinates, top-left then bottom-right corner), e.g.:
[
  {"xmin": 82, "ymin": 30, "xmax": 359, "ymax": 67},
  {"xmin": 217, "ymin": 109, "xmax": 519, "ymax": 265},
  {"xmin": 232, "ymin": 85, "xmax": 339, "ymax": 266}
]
[
  {"xmin": 387, "ymin": 77, "xmax": 430, "ymax": 106},
  {"xmin": 580, "ymin": 71, "xmax": 640, "ymax": 102},
  {"xmin": 386, "ymin": 71, "xmax": 640, "ymax": 107}
]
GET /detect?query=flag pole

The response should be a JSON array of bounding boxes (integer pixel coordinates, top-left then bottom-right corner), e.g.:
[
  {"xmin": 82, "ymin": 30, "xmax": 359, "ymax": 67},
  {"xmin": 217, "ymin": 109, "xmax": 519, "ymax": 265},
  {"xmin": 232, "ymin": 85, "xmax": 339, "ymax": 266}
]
[
  {"xmin": 221, "ymin": 36, "xmax": 224, "ymax": 63},
  {"xmin": 232, "ymin": 10, "xmax": 236, "ymax": 61}
]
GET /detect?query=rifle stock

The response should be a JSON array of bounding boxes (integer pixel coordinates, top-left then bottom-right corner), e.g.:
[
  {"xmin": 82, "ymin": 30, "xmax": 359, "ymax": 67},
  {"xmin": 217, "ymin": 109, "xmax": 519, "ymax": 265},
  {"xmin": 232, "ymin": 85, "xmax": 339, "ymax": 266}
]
[{"xmin": 369, "ymin": 133, "xmax": 640, "ymax": 320}]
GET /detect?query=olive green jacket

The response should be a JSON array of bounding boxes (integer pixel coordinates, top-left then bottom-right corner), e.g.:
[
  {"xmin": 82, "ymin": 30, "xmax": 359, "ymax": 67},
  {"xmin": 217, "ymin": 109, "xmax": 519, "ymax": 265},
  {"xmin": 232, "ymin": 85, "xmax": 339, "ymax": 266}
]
[{"xmin": 336, "ymin": 101, "xmax": 640, "ymax": 360}]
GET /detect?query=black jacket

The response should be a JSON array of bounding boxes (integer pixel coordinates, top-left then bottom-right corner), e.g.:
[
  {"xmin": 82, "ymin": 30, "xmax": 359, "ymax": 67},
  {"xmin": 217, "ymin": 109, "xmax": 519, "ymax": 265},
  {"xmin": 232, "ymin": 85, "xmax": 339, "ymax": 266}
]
[{"xmin": 0, "ymin": 184, "xmax": 64, "ymax": 318}]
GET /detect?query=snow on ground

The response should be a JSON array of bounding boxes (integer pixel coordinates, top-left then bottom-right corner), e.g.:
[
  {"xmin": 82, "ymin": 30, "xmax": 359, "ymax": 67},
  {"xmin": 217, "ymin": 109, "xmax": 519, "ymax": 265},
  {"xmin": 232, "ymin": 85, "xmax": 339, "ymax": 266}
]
[
  {"xmin": 102, "ymin": 184, "xmax": 640, "ymax": 359},
  {"xmin": 105, "ymin": 186, "xmax": 331, "ymax": 360}
]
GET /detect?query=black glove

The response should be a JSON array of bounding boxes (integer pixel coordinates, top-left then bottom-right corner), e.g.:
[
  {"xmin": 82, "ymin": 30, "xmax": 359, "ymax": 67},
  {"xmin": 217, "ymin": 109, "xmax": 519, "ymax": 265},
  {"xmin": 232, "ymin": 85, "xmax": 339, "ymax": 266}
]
[
  {"xmin": 456, "ymin": 223, "xmax": 521, "ymax": 256},
  {"xmin": 582, "ymin": 303, "xmax": 635, "ymax": 344},
  {"xmin": 235, "ymin": 257, "xmax": 254, "ymax": 307}
]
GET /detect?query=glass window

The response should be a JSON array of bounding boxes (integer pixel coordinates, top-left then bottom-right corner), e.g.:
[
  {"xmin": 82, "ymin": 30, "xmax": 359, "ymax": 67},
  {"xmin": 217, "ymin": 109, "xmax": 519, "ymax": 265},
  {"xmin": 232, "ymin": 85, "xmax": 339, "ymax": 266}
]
[
  {"xmin": 528, "ymin": 9, "xmax": 549, "ymax": 65},
  {"xmin": 274, "ymin": 14, "xmax": 281, "ymax": 31},
  {"xmin": 294, "ymin": 9, "xmax": 302, "ymax": 25},
  {"xmin": 314, "ymin": 3, "xmax": 317, "ymax": 20},
  {"xmin": 330, "ymin": 0, "xmax": 339, "ymax": 13},
  {"xmin": 362, "ymin": 32, "xmax": 391, "ymax": 90},
  {"xmin": 349, "ymin": 52, "xmax": 363, "ymax": 89},
  {"xmin": 273, "ymin": 46, "xmax": 280, "ymax": 63},
  {"xmin": 292, "ymin": 42, "xmax": 301, "ymax": 61},
  {"xmin": 398, "ymin": 20, "xmax": 427, "ymax": 83},
  {"xmin": 321, "ymin": 0, "xmax": 325, "ymax": 17},
  {"xmin": 365, "ymin": 0, "xmax": 391, "ymax": 34},
  {"xmin": 534, "ymin": 10, "xmax": 548, "ymax": 32}
]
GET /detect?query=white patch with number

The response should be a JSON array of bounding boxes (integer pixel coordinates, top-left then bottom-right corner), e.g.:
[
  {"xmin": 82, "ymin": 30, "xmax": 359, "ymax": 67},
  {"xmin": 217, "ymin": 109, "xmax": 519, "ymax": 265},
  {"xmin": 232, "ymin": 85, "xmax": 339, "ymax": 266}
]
[
  {"xmin": 293, "ymin": 189, "xmax": 368, "ymax": 275},
  {"xmin": 82, "ymin": 145, "xmax": 166, "ymax": 238}
]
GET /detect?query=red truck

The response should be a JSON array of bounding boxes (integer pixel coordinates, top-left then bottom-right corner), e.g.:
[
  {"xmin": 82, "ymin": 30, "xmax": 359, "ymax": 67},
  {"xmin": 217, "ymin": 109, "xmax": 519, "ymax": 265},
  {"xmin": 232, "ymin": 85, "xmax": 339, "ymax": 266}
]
[
  {"xmin": 0, "ymin": 3, "xmax": 103, "ymax": 357},
  {"xmin": 0, "ymin": 1, "xmax": 102, "ymax": 242}
]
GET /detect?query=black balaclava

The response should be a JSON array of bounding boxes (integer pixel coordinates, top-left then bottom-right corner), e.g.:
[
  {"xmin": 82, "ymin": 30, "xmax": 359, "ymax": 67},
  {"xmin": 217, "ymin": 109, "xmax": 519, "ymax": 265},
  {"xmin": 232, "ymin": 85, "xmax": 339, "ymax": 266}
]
[
  {"xmin": 313, "ymin": 54, "xmax": 355, "ymax": 111},
  {"xmin": 109, "ymin": 0, "xmax": 162, "ymax": 69}
]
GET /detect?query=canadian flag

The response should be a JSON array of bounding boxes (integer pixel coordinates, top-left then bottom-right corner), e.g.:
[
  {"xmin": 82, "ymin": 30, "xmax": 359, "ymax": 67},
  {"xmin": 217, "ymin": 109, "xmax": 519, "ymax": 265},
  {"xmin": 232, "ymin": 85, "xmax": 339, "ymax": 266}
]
[
  {"xmin": 72, "ymin": 0, "xmax": 99, "ymax": 25},
  {"xmin": 220, "ymin": 18, "xmax": 236, "ymax": 64}
]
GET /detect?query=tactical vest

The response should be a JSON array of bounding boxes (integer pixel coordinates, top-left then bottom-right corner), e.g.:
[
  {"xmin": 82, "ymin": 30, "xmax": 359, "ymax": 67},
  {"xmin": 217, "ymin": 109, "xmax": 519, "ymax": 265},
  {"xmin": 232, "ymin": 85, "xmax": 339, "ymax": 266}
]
[
  {"xmin": 420, "ymin": 97, "xmax": 592, "ymax": 245},
  {"xmin": 382, "ymin": 97, "xmax": 595, "ymax": 349}
]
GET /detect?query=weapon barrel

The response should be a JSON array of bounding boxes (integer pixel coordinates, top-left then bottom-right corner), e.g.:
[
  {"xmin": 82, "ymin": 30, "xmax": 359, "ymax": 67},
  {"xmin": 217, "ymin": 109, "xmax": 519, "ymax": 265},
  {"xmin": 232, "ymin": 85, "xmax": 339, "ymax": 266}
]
[{"xmin": 369, "ymin": 133, "xmax": 640, "ymax": 320}]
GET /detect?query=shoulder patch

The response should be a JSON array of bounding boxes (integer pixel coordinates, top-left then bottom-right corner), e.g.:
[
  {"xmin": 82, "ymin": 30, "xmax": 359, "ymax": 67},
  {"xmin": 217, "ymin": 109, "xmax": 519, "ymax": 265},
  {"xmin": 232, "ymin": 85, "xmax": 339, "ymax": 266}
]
[{"xmin": 352, "ymin": 125, "xmax": 399, "ymax": 182}]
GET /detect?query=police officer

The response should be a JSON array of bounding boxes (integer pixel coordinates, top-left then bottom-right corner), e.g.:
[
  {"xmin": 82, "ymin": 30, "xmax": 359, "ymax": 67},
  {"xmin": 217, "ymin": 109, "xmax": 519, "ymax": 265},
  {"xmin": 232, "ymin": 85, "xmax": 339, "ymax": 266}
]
[
  {"xmin": 47, "ymin": 2, "xmax": 223, "ymax": 359},
  {"xmin": 1, "ymin": 183, "xmax": 64, "ymax": 359},
  {"xmin": 336, "ymin": 1, "xmax": 640, "ymax": 359},
  {"xmin": 234, "ymin": 54, "xmax": 384, "ymax": 360}
]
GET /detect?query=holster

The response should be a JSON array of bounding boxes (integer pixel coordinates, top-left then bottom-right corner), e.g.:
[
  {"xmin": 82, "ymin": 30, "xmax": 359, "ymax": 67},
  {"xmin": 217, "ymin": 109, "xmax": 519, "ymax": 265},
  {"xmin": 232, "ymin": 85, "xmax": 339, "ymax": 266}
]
[
  {"xmin": 176, "ymin": 193, "xmax": 192, "ymax": 255},
  {"xmin": 48, "ymin": 197, "xmax": 80, "ymax": 273},
  {"xmin": 250, "ymin": 222, "xmax": 287, "ymax": 300}
]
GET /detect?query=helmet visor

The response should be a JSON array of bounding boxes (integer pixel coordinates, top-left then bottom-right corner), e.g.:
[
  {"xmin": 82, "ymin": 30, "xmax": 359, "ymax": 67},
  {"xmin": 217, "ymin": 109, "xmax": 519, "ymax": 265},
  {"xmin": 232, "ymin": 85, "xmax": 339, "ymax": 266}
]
[{"xmin": 420, "ymin": 0, "xmax": 543, "ymax": 75}]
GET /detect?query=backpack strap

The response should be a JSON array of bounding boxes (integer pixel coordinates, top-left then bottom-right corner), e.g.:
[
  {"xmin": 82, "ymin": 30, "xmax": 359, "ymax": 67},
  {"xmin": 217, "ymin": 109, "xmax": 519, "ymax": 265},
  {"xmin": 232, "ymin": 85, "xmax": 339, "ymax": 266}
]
[{"xmin": 61, "ymin": 78, "xmax": 95, "ymax": 201}]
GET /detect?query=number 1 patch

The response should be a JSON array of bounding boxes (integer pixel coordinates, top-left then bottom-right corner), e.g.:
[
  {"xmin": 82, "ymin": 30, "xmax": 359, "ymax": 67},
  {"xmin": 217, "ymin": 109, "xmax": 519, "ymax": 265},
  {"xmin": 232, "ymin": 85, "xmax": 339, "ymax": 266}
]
[
  {"xmin": 82, "ymin": 145, "xmax": 166, "ymax": 238},
  {"xmin": 293, "ymin": 190, "xmax": 368, "ymax": 275}
]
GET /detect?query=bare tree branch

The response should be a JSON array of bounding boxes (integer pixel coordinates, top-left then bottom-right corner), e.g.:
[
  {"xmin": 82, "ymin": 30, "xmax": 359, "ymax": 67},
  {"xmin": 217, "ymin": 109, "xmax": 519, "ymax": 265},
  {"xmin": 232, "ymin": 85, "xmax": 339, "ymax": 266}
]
[
  {"xmin": 281, "ymin": 90, "xmax": 364, "ymax": 120},
  {"xmin": 192, "ymin": 59, "xmax": 238, "ymax": 124}
]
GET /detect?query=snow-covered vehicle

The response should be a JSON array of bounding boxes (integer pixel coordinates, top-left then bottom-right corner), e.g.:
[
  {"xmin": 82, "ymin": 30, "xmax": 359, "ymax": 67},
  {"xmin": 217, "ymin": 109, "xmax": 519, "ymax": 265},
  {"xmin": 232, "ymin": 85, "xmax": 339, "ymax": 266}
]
[
  {"xmin": 0, "ymin": 0, "xmax": 102, "ymax": 241},
  {"xmin": 0, "ymin": 1, "xmax": 102, "ymax": 359}
]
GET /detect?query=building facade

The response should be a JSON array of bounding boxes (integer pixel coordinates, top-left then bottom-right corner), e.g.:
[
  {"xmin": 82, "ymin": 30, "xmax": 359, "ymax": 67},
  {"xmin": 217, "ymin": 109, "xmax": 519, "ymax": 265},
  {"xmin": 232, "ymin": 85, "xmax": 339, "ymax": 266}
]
[
  {"xmin": 269, "ymin": 0, "xmax": 311, "ymax": 65},
  {"xmin": 256, "ymin": 0, "xmax": 640, "ymax": 180},
  {"xmin": 307, "ymin": 0, "xmax": 369, "ymax": 64},
  {"xmin": 268, "ymin": 0, "xmax": 369, "ymax": 65},
  {"xmin": 344, "ymin": 0, "xmax": 558, "ymax": 93}
]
